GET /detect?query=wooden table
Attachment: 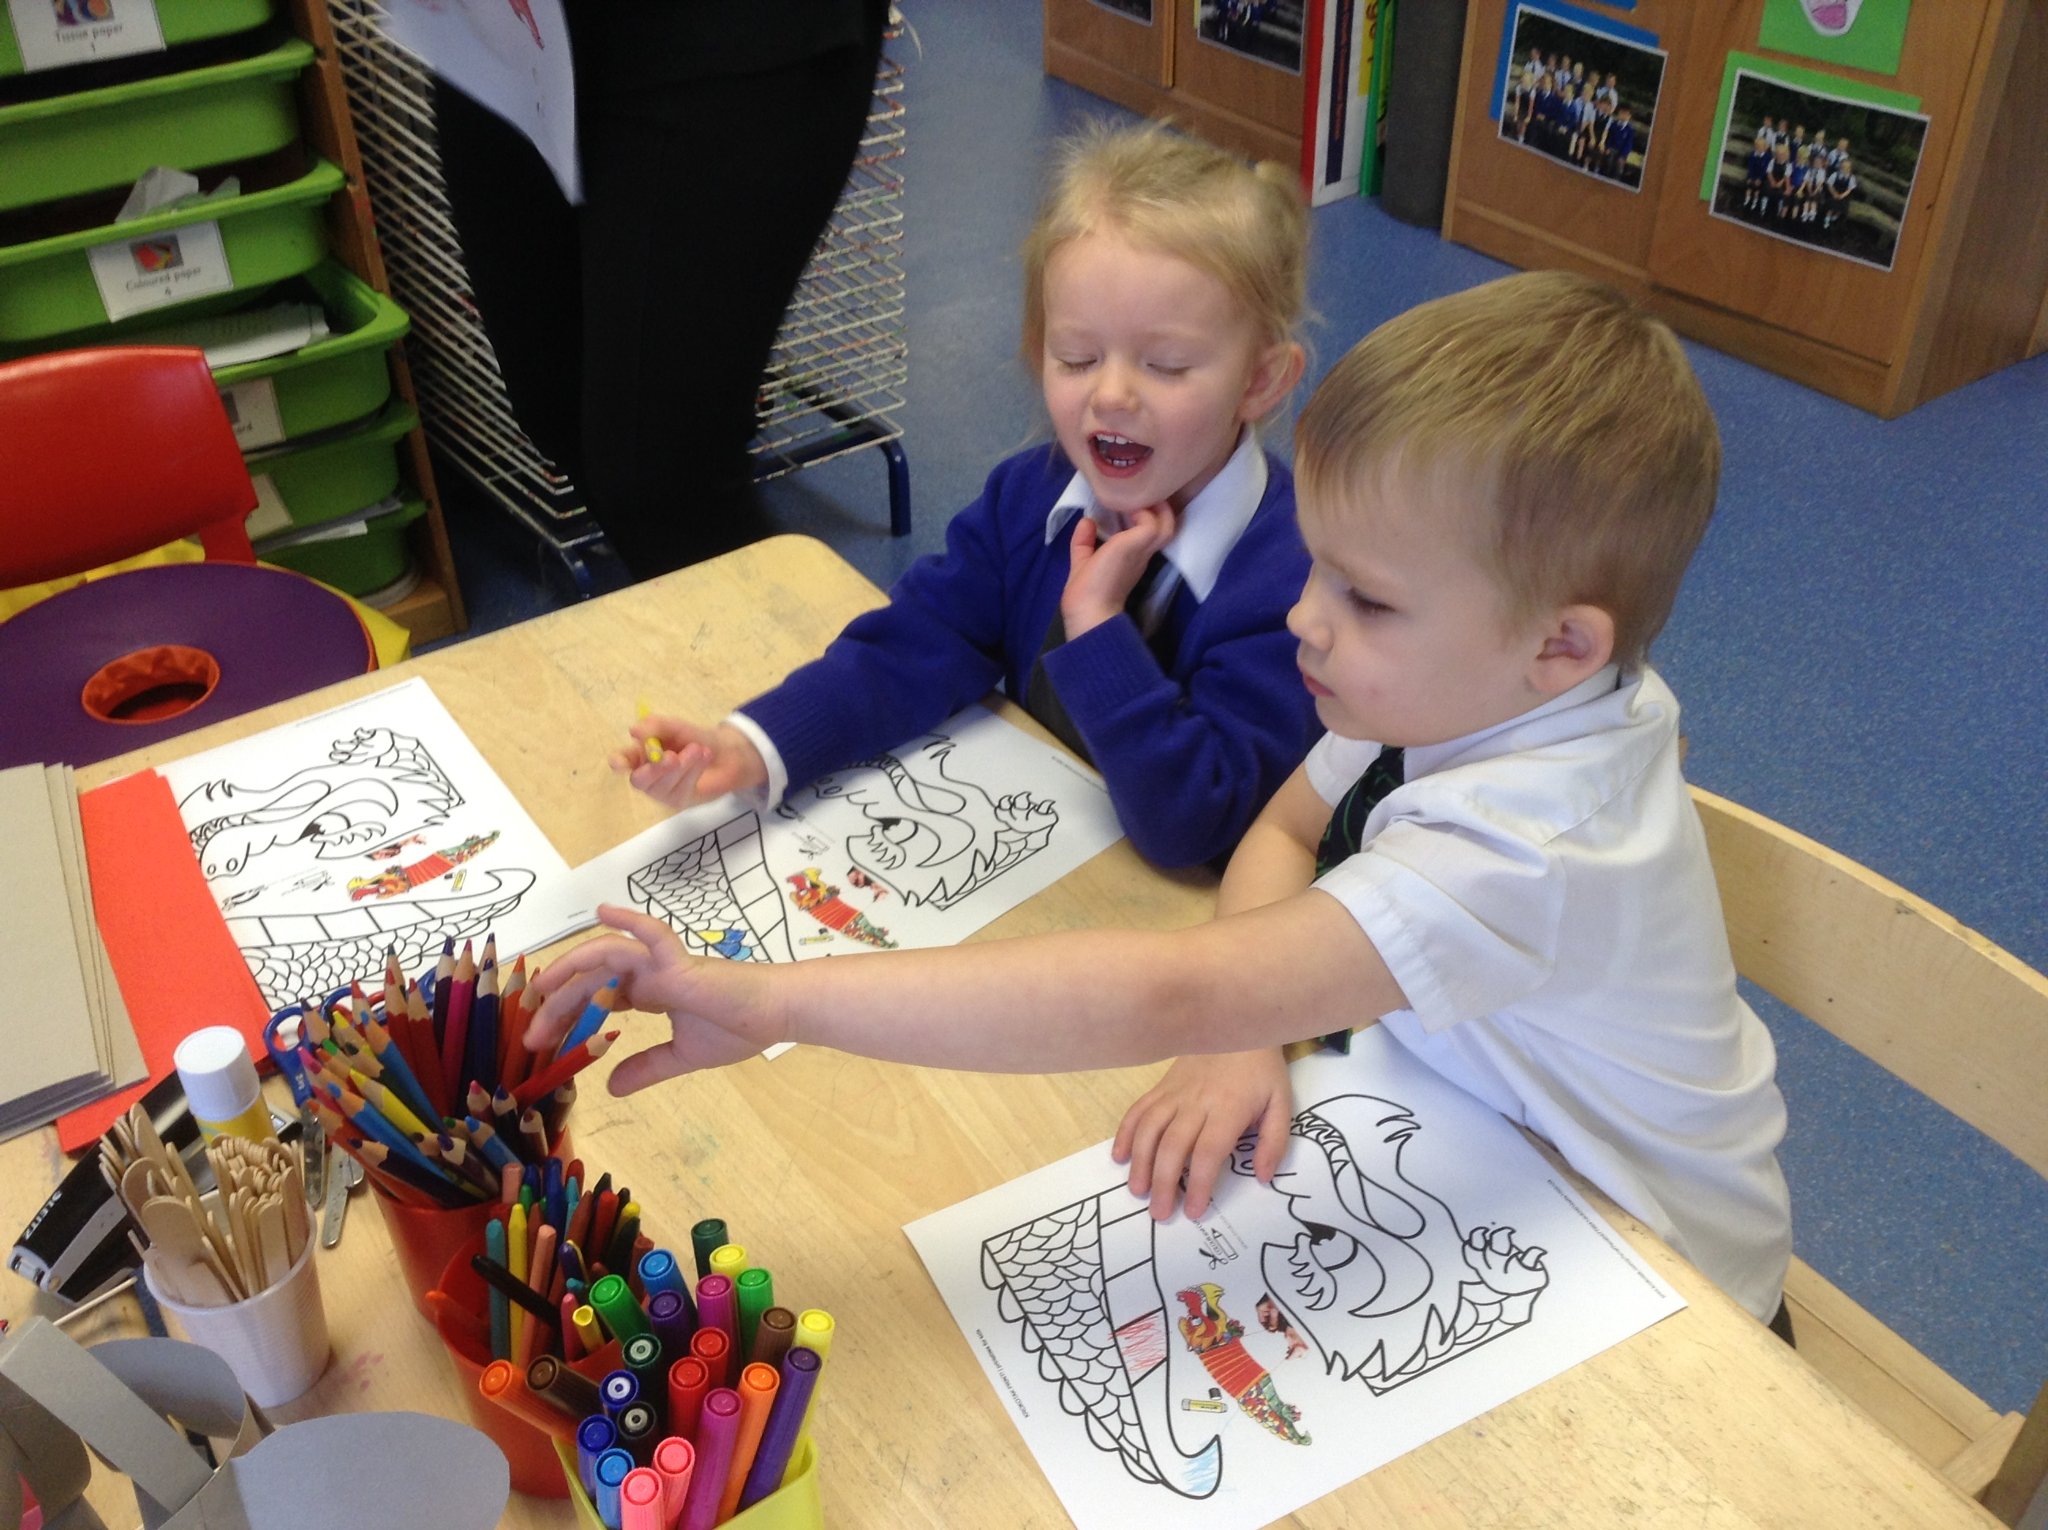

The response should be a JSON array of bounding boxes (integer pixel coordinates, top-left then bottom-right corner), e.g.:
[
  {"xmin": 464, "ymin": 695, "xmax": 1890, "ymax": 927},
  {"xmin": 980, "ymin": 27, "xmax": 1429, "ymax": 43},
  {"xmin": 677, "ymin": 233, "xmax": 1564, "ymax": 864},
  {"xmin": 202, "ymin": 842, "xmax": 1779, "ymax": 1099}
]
[{"xmin": 1, "ymin": 537, "xmax": 1998, "ymax": 1528}]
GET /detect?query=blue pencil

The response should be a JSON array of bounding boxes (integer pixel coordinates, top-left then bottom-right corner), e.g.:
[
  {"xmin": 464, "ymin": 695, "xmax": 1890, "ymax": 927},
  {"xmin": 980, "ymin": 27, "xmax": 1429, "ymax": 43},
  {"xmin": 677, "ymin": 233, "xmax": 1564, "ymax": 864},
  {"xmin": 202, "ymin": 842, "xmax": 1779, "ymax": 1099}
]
[
  {"xmin": 464, "ymin": 1114, "xmax": 519, "ymax": 1172},
  {"xmin": 556, "ymin": 978, "xmax": 620, "ymax": 1061},
  {"xmin": 485, "ymin": 1216, "xmax": 510, "ymax": 1362},
  {"xmin": 429, "ymin": 936, "xmax": 456, "ymax": 1046},
  {"xmin": 462, "ymin": 960, "xmax": 500, "ymax": 1094}
]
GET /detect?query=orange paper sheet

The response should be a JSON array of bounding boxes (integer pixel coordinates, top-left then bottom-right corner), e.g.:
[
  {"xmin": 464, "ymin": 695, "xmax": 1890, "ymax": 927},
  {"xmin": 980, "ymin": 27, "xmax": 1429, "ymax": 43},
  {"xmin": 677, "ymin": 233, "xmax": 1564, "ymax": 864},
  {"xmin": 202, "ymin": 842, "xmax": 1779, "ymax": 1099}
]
[{"xmin": 60, "ymin": 769, "xmax": 268, "ymax": 1151}]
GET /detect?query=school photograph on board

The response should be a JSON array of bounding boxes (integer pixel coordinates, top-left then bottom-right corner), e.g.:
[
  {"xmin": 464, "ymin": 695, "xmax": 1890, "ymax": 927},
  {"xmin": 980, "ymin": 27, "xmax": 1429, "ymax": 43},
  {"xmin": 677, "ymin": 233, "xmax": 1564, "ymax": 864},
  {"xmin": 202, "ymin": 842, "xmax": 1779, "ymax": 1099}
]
[
  {"xmin": 1498, "ymin": 6, "xmax": 1666, "ymax": 193},
  {"xmin": 1195, "ymin": 0, "xmax": 1305, "ymax": 74},
  {"xmin": 1708, "ymin": 67, "xmax": 1929, "ymax": 272}
]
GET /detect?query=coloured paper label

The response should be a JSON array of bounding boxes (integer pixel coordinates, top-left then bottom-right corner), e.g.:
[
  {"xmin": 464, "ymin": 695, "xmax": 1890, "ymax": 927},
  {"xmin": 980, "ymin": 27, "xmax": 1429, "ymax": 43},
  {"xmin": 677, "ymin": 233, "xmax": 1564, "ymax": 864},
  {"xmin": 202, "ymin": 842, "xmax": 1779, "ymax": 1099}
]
[
  {"xmin": 219, "ymin": 377, "xmax": 285, "ymax": 451},
  {"xmin": 88, "ymin": 221, "xmax": 233, "ymax": 324}
]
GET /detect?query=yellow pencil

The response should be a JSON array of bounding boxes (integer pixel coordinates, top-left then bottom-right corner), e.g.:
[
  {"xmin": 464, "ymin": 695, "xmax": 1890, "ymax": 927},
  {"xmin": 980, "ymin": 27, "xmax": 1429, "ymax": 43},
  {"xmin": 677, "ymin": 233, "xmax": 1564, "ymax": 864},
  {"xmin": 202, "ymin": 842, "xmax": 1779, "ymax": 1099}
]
[
  {"xmin": 507, "ymin": 1200, "xmax": 529, "ymax": 1363},
  {"xmin": 635, "ymin": 699, "xmax": 663, "ymax": 763}
]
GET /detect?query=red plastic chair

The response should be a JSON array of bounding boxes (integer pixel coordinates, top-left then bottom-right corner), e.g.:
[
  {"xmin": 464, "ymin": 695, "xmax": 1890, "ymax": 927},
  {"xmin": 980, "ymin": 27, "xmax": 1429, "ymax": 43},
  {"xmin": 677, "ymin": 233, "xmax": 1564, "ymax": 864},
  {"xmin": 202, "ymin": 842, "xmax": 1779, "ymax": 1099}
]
[
  {"xmin": 0, "ymin": 345, "xmax": 378, "ymax": 768},
  {"xmin": 0, "ymin": 346, "xmax": 261, "ymax": 584}
]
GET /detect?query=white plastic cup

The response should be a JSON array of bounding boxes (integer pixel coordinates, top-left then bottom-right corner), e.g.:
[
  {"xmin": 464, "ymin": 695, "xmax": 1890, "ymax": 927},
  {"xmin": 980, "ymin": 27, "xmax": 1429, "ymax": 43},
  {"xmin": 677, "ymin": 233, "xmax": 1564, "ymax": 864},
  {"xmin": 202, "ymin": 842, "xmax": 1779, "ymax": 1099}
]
[{"xmin": 143, "ymin": 1217, "xmax": 331, "ymax": 1408}]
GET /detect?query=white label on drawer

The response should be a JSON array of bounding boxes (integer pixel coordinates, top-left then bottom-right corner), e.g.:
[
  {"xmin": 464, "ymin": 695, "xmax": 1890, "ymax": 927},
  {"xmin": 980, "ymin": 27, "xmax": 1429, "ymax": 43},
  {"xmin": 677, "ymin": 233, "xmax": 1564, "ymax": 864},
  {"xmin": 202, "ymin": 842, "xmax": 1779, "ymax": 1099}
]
[
  {"xmin": 7, "ymin": 0, "xmax": 165, "ymax": 72},
  {"xmin": 87, "ymin": 220, "xmax": 233, "ymax": 323},
  {"xmin": 246, "ymin": 473, "xmax": 292, "ymax": 540},
  {"xmin": 219, "ymin": 376, "xmax": 285, "ymax": 450}
]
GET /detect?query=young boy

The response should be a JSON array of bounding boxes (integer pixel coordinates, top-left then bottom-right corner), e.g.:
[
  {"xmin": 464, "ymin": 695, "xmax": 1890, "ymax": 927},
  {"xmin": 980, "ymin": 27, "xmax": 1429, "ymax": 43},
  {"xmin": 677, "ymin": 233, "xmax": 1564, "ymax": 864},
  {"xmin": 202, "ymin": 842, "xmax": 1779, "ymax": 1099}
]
[
  {"xmin": 527, "ymin": 272, "xmax": 1796, "ymax": 1332},
  {"xmin": 1605, "ymin": 104, "xmax": 1638, "ymax": 183},
  {"xmin": 1785, "ymin": 146, "xmax": 1811, "ymax": 224},
  {"xmin": 1824, "ymin": 152, "xmax": 1857, "ymax": 231},
  {"xmin": 1743, "ymin": 126, "xmax": 1773, "ymax": 212},
  {"xmin": 1765, "ymin": 139, "xmax": 1793, "ymax": 221}
]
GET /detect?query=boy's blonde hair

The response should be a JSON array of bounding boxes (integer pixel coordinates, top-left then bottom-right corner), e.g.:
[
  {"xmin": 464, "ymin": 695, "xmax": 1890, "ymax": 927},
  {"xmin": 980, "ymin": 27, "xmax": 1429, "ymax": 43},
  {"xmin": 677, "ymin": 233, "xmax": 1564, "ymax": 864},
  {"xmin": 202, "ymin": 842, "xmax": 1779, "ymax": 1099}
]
[
  {"xmin": 1020, "ymin": 120, "xmax": 1308, "ymax": 367},
  {"xmin": 1295, "ymin": 270, "xmax": 1720, "ymax": 663}
]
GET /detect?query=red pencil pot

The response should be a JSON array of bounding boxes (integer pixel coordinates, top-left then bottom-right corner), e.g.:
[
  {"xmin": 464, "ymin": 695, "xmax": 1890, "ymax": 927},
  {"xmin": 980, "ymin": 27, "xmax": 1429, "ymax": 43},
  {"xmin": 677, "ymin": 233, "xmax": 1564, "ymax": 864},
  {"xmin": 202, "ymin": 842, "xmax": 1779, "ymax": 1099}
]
[
  {"xmin": 430, "ymin": 1228, "xmax": 621, "ymax": 1498},
  {"xmin": 374, "ymin": 1127, "xmax": 574, "ymax": 1320}
]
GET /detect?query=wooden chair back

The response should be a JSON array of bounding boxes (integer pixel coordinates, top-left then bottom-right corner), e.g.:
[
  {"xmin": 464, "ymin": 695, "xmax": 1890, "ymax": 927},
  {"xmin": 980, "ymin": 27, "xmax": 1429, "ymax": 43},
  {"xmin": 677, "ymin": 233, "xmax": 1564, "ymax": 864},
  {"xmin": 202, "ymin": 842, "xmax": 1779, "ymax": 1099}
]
[{"xmin": 1693, "ymin": 787, "xmax": 2048, "ymax": 1526}]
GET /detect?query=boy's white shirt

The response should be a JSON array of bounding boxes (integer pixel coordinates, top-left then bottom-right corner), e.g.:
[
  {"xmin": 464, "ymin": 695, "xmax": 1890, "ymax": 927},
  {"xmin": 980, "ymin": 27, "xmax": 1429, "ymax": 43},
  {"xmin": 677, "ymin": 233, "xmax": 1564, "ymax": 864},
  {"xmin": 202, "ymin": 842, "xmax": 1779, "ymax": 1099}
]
[
  {"xmin": 1306, "ymin": 664, "xmax": 1794, "ymax": 1320},
  {"xmin": 730, "ymin": 428, "xmax": 1271, "ymax": 807}
]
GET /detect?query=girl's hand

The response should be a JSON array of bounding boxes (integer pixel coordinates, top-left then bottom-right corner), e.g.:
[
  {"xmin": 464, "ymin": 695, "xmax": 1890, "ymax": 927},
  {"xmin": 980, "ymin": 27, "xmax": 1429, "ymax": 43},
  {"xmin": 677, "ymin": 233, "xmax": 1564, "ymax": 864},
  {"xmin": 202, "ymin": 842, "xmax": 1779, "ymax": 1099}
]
[
  {"xmin": 609, "ymin": 717, "xmax": 768, "ymax": 811},
  {"xmin": 1060, "ymin": 505, "xmax": 1177, "ymax": 639},
  {"xmin": 525, "ymin": 905, "xmax": 783, "ymax": 1092},
  {"xmin": 1112, "ymin": 1048, "xmax": 1293, "ymax": 1219}
]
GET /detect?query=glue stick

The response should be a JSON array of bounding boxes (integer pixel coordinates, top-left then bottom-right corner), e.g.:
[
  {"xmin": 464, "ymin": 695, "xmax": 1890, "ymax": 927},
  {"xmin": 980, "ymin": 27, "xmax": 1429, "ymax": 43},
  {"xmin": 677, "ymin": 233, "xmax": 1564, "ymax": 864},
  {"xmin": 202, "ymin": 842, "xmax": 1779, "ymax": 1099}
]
[{"xmin": 174, "ymin": 1026, "xmax": 277, "ymax": 1143}]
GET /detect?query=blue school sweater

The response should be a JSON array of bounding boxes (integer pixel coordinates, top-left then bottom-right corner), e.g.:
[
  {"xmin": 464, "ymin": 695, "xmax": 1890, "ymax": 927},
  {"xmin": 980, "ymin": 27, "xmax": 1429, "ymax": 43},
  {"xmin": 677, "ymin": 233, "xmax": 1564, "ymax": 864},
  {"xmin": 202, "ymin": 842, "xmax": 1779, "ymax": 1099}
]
[{"xmin": 740, "ymin": 444, "xmax": 1318, "ymax": 867}]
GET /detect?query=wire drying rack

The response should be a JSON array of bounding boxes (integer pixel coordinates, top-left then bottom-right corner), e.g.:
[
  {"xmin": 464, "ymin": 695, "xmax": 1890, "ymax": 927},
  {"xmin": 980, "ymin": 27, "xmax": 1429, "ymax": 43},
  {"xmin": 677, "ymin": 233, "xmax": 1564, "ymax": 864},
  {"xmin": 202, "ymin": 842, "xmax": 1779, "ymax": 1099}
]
[{"xmin": 324, "ymin": 4, "xmax": 911, "ymax": 591}]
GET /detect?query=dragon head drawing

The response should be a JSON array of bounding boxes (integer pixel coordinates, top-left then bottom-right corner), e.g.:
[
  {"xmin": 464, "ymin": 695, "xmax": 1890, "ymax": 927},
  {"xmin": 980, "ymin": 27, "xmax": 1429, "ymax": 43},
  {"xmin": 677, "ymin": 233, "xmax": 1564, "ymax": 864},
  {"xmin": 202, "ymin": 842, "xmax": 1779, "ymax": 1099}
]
[
  {"xmin": 1232, "ymin": 1094, "xmax": 1550, "ymax": 1393},
  {"xmin": 807, "ymin": 738, "xmax": 1057, "ymax": 911},
  {"xmin": 181, "ymin": 727, "xmax": 461, "ymax": 879}
]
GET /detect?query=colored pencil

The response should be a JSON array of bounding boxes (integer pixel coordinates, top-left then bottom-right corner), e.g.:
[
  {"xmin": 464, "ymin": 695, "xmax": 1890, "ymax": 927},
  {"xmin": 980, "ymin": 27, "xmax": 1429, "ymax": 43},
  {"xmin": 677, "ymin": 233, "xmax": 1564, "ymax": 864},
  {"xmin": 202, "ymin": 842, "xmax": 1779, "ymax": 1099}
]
[
  {"xmin": 513, "ymin": 1028, "xmax": 620, "ymax": 1108},
  {"xmin": 554, "ymin": 980, "xmax": 619, "ymax": 1063}
]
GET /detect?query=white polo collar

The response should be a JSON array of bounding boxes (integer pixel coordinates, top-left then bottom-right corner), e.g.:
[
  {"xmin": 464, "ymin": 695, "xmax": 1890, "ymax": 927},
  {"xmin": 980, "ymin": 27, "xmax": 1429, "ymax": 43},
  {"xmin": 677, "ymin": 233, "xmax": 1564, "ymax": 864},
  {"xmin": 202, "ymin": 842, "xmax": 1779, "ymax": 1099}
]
[
  {"xmin": 1402, "ymin": 663, "xmax": 1629, "ymax": 781},
  {"xmin": 1041, "ymin": 428, "xmax": 1267, "ymax": 604}
]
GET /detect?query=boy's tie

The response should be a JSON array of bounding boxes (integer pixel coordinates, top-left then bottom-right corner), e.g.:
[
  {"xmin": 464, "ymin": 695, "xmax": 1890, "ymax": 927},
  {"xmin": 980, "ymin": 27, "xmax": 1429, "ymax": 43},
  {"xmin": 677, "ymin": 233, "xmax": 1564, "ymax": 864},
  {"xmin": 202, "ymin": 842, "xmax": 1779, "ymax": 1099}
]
[
  {"xmin": 1313, "ymin": 745, "xmax": 1405, "ymax": 876},
  {"xmin": 1305, "ymin": 744, "xmax": 1404, "ymax": 1054},
  {"xmin": 1024, "ymin": 551, "xmax": 1174, "ymax": 761}
]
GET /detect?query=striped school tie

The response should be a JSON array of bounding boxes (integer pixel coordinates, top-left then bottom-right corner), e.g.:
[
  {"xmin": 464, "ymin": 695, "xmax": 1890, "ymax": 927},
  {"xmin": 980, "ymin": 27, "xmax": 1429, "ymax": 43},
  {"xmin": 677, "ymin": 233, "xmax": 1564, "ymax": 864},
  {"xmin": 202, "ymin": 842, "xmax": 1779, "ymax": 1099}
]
[
  {"xmin": 1308, "ymin": 744, "xmax": 1404, "ymax": 1052},
  {"xmin": 1024, "ymin": 551, "xmax": 1172, "ymax": 763}
]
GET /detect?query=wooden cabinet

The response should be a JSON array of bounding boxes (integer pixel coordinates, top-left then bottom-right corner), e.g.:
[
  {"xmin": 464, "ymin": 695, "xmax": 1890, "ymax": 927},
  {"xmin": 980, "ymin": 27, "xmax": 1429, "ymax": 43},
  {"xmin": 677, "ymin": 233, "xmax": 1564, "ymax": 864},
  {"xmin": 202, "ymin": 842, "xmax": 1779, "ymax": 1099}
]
[
  {"xmin": 1443, "ymin": 0, "xmax": 2048, "ymax": 417},
  {"xmin": 1044, "ymin": 0, "xmax": 1306, "ymax": 165},
  {"xmin": 286, "ymin": 0, "xmax": 465, "ymax": 642}
]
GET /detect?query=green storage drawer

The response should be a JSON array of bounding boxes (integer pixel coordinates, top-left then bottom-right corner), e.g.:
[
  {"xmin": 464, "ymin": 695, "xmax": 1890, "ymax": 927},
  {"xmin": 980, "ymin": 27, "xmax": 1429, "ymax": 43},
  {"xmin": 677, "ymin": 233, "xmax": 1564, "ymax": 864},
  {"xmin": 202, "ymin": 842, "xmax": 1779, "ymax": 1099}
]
[
  {"xmin": 1, "ymin": 0, "xmax": 273, "ymax": 78},
  {"xmin": 265, "ymin": 496, "xmax": 427, "ymax": 598},
  {"xmin": 218, "ymin": 262, "xmax": 409, "ymax": 444},
  {"xmin": 0, "ymin": 157, "xmax": 341, "ymax": 342},
  {"xmin": 0, "ymin": 37, "xmax": 313, "ymax": 212},
  {"xmin": 108, "ymin": 261, "xmax": 410, "ymax": 447},
  {"xmin": 246, "ymin": 399, "xmax": 419, "ymax": 532}
]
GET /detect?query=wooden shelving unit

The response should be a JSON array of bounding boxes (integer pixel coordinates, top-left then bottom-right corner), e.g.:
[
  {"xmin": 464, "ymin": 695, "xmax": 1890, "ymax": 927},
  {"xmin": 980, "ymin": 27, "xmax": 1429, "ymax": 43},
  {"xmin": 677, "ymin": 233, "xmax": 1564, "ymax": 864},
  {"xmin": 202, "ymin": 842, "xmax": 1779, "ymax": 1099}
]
[
  {"xmin": 1441, "ymin": 0, "xmax": 2048, "ymax": 418},
  {"xmin": 1043, "ymin": 0, "xmax": 1306, "ymax": 166}
]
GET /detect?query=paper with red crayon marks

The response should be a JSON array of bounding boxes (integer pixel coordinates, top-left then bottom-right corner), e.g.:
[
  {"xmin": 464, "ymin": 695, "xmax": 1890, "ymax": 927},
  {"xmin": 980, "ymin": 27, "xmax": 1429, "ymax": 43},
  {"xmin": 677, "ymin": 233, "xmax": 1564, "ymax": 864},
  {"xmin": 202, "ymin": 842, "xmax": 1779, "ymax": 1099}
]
[
  {"xmin": 906, "ymin": 1035, "xmax": 1686, "ymax": 1530},
  {"xmin": 60, "ymin": 769, "xmax": 269, "ymax": 1151}
]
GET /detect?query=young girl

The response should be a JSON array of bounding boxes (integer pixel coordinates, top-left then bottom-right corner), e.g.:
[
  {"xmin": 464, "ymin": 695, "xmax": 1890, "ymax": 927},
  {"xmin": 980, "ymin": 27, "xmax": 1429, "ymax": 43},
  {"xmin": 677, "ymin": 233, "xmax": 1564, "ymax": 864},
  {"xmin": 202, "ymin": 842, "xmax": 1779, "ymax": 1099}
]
[{"xmin": 617, "ymin": 122, "xmax": 1316, "ymax": 869}]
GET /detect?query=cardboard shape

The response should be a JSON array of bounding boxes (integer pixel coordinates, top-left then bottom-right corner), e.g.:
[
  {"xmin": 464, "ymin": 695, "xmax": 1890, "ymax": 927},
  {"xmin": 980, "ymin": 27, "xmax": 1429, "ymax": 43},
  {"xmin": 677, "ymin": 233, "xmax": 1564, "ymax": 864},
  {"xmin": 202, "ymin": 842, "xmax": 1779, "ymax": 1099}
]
[{"xmin": 0, "ymin": 1319, "xmax": 509, "ymax": 1530}]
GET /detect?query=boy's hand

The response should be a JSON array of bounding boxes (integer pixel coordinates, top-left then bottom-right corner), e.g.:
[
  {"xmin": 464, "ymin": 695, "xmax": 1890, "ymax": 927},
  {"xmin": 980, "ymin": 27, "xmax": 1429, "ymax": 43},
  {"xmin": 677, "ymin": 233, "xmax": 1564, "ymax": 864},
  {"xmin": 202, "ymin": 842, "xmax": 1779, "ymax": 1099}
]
[
  {"xmin": 1060, "ymin": 505, "xmax": 1176, "ymax": 639},
  {"xmin": 610, "ymin": 716, "xmax": 768, "ymax": 811},
  {"xmin": 525, "ymin": 905, "xmax": 783, "ymax": 1092},
  {"xmin": 1112, "ymin": 1048, "xmax": 1293, "ymax": 1220}
]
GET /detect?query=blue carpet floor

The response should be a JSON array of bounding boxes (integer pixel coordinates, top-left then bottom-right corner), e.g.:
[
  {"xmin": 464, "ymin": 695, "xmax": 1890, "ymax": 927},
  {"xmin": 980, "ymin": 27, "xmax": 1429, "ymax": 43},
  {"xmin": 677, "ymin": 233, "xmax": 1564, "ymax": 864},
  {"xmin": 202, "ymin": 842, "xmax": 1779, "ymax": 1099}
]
[{"xmin": 427, "ymin": 0, "xmax": 2048, "ymax": 1416}]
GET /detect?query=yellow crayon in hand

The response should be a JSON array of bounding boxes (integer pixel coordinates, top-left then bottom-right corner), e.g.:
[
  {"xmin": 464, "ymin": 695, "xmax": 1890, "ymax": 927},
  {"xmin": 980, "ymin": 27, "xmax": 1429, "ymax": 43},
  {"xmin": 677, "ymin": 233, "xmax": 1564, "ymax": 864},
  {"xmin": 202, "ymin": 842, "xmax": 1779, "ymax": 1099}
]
[{"xmin": 635, "ymin": 699, "xmax": 663, "ymax": 763}]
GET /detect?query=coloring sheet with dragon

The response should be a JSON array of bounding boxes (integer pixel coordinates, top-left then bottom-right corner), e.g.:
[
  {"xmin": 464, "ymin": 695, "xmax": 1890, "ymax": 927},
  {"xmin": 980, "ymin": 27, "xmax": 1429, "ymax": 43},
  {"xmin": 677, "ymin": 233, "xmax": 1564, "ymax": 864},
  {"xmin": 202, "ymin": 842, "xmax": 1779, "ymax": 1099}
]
[
  {"xmin": 564, "ymin": 704, "xmax": 1123, "ymax": 967},
  {"xmin": 154, "ymin": 678, "xmax": 586, "ymax": 1011},
  {"xmin": 906, "ymin": 1030, "xmax": 1686, "ymax": 1530}
]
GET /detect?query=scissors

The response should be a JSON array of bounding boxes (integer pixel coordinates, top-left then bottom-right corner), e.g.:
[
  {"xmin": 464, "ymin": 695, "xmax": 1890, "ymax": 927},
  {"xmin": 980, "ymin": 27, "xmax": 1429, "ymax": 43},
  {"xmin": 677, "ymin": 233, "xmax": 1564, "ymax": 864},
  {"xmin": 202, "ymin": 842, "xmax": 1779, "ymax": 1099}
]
[{"xmin": 263, "ymin": 984, "xmax": 358, "ymax": 1105}]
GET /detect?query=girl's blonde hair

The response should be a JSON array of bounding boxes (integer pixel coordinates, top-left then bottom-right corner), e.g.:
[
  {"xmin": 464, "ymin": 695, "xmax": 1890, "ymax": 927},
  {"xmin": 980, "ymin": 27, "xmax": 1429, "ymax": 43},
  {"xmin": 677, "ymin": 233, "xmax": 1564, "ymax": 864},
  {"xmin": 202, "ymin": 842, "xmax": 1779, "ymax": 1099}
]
[{"xmin": 1019, "ymin": 120, "xmax": 1309, "ymax": 367}]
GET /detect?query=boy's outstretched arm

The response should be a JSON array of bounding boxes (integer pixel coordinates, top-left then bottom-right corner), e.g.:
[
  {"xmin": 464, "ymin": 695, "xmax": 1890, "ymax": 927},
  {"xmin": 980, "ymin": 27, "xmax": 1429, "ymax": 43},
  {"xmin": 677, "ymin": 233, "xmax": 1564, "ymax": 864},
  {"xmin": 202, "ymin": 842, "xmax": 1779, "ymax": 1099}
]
[
  {"xmin": 525, "ymin": 881, "xmax": 1404, "ymax": 1097},
  {"xmin": 1114, "ymin": 763, "xmax": 1333, "ymax": 1218}
]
